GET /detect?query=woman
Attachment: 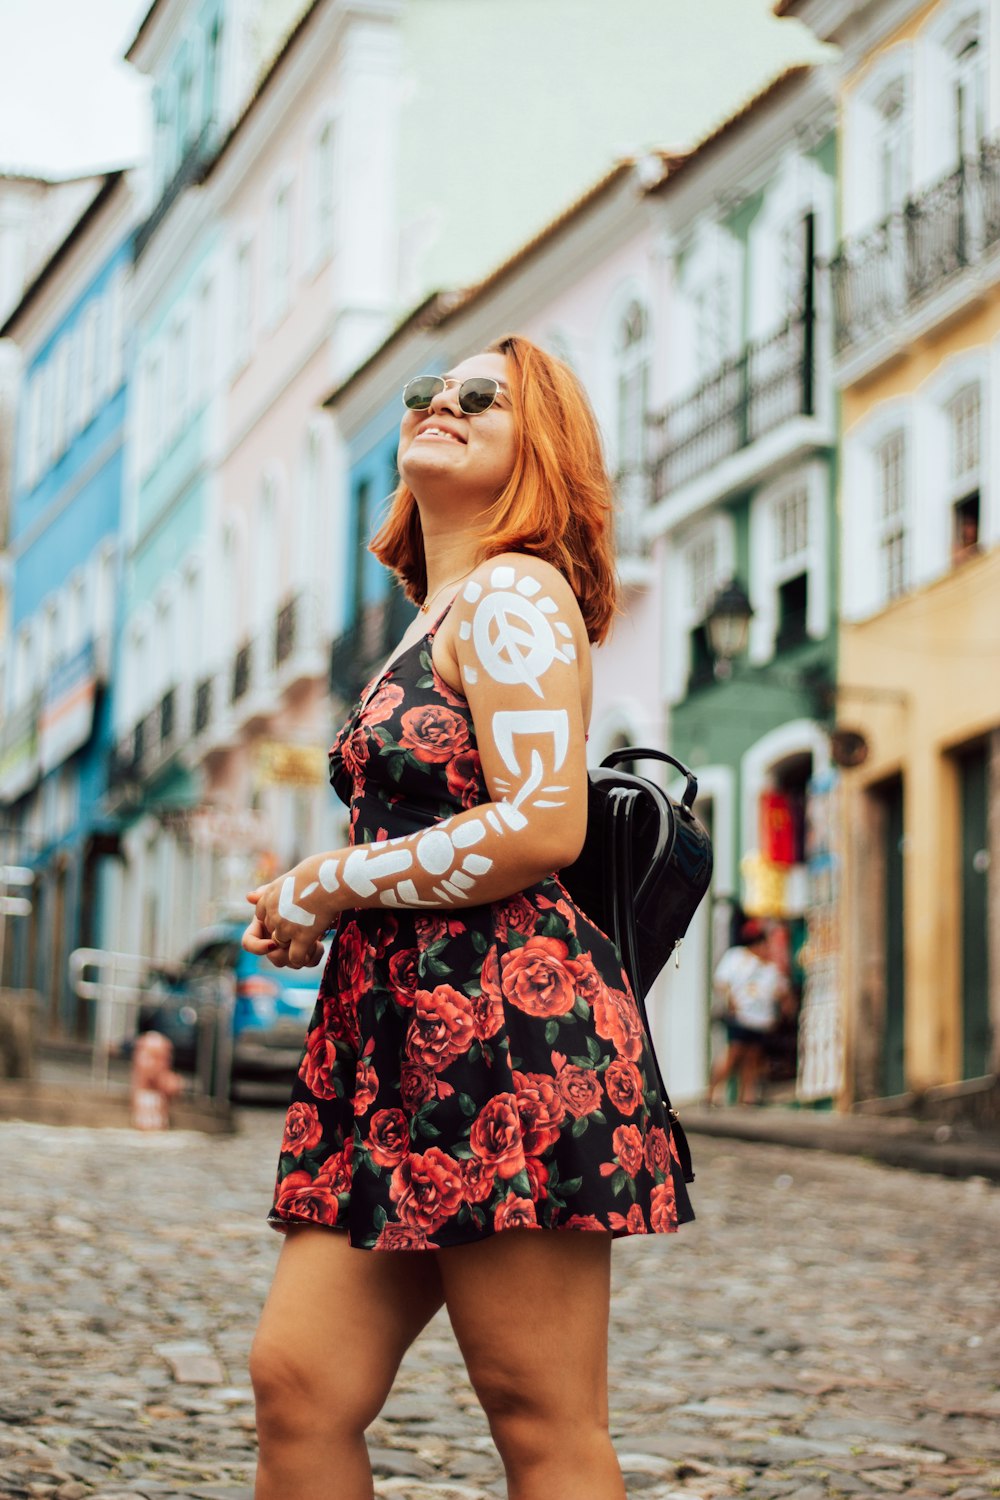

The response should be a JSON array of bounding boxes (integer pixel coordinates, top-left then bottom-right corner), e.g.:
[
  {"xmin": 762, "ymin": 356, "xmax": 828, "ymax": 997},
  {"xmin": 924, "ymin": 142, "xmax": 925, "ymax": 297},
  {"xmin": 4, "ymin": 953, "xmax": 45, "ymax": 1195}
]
[{"xmin": 243, "ymin": 335, "xmax": 694, "ymax": 1500}]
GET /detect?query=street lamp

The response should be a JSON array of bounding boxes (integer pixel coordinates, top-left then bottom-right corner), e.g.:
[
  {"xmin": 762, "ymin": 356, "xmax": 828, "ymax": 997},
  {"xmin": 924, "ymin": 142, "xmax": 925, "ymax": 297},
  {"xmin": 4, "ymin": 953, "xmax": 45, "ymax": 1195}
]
[{"xmin": 705, "ymin": 580, "xmax": 755, "ymax": 677}]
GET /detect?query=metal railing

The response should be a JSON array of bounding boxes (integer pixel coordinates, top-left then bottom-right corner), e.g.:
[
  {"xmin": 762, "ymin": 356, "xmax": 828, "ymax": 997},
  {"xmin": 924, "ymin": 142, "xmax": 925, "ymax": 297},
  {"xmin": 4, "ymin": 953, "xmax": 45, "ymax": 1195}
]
[
  {"xmin": 69, "ymin": 947, "xmax": 234, "ymax": 1106},
  {"xmin": 135, "ymin": 121, "xmax": 216, "ymax": 259},
  {"xmin": 648, "ymin": 310, "xmax": 815, "ymax": 500},
  {"xmin": 831, "ymin": 137, "xmax": 1000, "ymax": 353}
]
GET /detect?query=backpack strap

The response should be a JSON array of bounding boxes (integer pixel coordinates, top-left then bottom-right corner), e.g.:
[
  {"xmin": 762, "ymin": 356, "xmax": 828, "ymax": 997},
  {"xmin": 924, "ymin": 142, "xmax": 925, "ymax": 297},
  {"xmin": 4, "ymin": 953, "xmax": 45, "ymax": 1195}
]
[{"xmin": 607, "ymin": 781, "xmax": 695, "ymax": 1185}]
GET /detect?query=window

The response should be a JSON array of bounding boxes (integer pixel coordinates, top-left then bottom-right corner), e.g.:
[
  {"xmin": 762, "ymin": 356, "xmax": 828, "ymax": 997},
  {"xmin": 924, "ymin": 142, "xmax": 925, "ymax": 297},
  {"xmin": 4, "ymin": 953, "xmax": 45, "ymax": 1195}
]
[
  {"xmin": 232, "ymin": 237, "xmax": 254, "ymax": 371},
  {"xmin": 312, "ymin": 119, "xmax": 337, "ymax": 263},
  {"xmin": 948, "ymin": 383, "xmax": 982, "ymax": 563},
  {"xmin": 145, "ymin": 354, "xmax": 163, "ymax": 468},
  {"xmin": 693, "ymin": 275, "xmax": 733, "ymax": 378},
  {"xmin": 877, "ymin": 431, "xmax": 908, "ymax": 600},
  {"xmin": 169, "ymin": 315, "xmax": 190, "ymax": 429},
  {"xmin": 616, "ymin": 301, "xmax": 649, "ymax": 475},
  {"xmin": 195, "ymin": 277, "xmax": 214, "ymax": 404},
  {"xmin": 876, "ymin": 81, "xmax": 911, "ymax": 217},
  {"xmin": 772, "ymin": 484, "xmax": 811, "ymax": 648},
  {"xmin": 106, "ymin": 270, "xmax": 126, "ymax": 398},
  {"xmin": 268, "ymin": 183, "xmax": 293, "ymax": 324},
  {"xmin": 23, "ymin": 371, "xmax": 43, "ymax": 489},
  {"xmin": 50, "ymin": 339, "xmax": 70, "ymax": 461},
  {"xmin": 953, "ymin": 30, "xmax": 988, "ymax": 160},
  {"xmin": 80, "ymin": 301, "xmax": 100, "ymax": 427},
  {"xmin": 683, "ymin": 529, "xmax": 722, "ymax": 693}
]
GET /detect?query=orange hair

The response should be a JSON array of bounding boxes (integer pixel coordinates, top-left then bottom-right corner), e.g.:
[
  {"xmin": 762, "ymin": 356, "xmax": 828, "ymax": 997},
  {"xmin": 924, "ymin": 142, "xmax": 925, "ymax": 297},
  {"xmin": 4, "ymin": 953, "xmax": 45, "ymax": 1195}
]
[{"xmin": 369, "ymin": 333, "xmax": 619, "ymax": 644}]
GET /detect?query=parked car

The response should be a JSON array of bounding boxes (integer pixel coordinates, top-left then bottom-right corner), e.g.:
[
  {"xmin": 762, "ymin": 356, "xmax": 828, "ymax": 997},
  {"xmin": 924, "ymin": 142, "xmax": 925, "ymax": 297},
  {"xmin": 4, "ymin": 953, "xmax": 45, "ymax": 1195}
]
[{"xmin": 137, "ymin": 920, "xmax": 328, "ymax": 1084}]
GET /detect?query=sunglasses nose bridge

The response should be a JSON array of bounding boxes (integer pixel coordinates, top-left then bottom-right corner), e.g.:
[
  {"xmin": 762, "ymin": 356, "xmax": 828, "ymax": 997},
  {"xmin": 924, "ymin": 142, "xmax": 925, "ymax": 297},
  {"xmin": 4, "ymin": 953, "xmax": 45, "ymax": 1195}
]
[{"xmin": 427, "ymin": 378, "xmax": 464, "ymax": 417}]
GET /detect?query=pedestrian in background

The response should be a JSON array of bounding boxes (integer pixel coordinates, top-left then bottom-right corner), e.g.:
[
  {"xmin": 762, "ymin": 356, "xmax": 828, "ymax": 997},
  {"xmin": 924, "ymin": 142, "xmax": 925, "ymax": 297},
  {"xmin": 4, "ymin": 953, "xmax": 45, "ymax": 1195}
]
[
  {"xmin": 241, "ymin": 335, "xmax": 693, "ymax": 1500},
  {"xmin": 707, "ymin": 919, "xmax": 791, "ymax": 1107}
]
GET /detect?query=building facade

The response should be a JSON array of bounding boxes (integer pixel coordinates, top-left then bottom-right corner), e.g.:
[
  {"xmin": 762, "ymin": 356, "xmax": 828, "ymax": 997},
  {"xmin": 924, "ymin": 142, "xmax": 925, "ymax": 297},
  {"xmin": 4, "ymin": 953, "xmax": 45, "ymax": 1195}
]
[
  {"xmin": 0, "ymin": 172, "xmax": 135, "ymax": 1029},
  {"xmin": 786, "ymin": 0, "xmax": 1000, "ymax": 1104},
  {"xmin": 643, "ymin": 65, "xmax": 841, "ymax": 1103}
]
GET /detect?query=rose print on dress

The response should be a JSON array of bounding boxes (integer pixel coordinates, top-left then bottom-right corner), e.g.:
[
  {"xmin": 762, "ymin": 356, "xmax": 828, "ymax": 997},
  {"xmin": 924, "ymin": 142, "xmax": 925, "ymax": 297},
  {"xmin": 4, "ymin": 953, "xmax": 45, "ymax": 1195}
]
[{"xmin": 269, "ymin": 602, "xmax": 694, "ymax": 1248}]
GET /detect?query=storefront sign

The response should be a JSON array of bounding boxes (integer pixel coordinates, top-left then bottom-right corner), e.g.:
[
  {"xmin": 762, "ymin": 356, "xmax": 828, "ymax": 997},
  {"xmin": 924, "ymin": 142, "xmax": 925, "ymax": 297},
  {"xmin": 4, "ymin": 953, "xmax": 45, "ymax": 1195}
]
[
  {"xmin": 39, "ymin": 643, "xmax": 97, "ymax": 774},
  {"xmin": 0, "ymin": 699, "xmax": 41, "ymax": 801},
  {"xmin": 255, "ymin": 741, "xmax": 328, "ymax": 787}
]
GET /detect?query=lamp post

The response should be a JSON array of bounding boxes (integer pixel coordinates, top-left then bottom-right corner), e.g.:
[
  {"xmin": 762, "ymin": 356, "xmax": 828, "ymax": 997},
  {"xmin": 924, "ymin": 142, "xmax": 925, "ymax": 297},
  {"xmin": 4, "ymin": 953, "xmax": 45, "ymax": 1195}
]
[
  {"xmin": 704, "ymin": 581, "xmax": 755, "ymax": 679},
  {"xmin": 703, "ymin": 579, "xmax": 836, "ymax": 721}
]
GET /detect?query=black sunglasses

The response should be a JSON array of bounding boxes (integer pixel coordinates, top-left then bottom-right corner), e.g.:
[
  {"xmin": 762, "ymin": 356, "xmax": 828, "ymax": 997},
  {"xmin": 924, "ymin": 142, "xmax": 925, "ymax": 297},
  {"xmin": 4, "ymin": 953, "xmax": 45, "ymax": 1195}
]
[{"xmin": 402, "ymin": 374, "xmax": 508, "ymax": 415}]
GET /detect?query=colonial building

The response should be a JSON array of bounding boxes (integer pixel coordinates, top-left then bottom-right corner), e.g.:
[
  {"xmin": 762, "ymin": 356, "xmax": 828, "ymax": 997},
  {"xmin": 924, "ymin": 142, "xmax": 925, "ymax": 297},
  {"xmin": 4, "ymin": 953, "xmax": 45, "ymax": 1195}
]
[
  {"xmin": 781, "ymin": 0, "xmax": 1000, "ymax": 1105},
  {"xmin": 642, "ymin": 64, "xmax": 840, "ymax": 1103},
  {"xmin": 0, "ymin": 171, "xmax": 136, "ymax": 1028}
]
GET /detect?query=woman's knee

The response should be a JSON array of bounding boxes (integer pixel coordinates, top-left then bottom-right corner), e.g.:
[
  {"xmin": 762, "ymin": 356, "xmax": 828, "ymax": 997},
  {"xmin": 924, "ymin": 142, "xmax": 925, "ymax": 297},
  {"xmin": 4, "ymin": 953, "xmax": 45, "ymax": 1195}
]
[
  {"xmin": 250, "ymin": 1330, "xmax": 383, "ymax": 1444},
  {"xmin": 471, "ymin": 1365, "xmax": 605, "ymax": 1465}
]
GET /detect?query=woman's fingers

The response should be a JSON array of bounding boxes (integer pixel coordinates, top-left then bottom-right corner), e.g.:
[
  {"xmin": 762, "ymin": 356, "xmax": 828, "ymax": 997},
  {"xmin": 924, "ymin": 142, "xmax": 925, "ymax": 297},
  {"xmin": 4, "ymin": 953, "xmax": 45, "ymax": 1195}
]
[{"xmin": 242, "ymin": 917, "xmax": 275, "ymax": 955}]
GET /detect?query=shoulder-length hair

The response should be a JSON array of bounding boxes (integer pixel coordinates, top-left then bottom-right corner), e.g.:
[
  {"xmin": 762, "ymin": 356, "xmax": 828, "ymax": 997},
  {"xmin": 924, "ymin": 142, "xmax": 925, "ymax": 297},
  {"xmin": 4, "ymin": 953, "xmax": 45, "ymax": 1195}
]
[{"xmin": 369, "ymin": 333, "xmax": 619, "ymax": 644}]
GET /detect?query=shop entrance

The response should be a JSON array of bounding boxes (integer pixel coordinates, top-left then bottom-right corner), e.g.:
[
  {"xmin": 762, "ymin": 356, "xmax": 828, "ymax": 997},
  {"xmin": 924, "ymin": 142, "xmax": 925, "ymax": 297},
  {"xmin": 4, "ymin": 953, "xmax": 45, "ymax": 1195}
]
[{"xmin": 956, "ymin": 741, "xmax": 990, "ymax": 1079}]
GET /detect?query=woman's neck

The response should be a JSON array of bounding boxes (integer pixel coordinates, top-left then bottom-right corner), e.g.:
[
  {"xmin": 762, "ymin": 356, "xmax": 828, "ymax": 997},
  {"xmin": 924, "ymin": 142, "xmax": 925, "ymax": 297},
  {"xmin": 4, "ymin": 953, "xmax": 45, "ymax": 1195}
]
[{"xmin": 419, "ymin": 514, "xmax": 484, "ymax": 599}]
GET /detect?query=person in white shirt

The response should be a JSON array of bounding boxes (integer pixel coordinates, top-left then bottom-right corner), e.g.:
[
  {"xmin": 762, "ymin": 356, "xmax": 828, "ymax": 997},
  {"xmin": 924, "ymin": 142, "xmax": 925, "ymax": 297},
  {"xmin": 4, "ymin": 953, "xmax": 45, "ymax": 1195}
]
[{"xmin": 707, "ymin": 920, "xmax": 791, "ymax": 1106}]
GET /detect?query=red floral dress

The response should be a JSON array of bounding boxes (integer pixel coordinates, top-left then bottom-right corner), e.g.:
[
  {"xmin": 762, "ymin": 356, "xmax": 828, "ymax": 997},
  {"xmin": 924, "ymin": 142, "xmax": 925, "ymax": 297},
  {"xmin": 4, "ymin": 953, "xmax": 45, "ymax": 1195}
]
[{"xmin": 269, "ymin": 609, "xmax": 694, "ymax": 1248}]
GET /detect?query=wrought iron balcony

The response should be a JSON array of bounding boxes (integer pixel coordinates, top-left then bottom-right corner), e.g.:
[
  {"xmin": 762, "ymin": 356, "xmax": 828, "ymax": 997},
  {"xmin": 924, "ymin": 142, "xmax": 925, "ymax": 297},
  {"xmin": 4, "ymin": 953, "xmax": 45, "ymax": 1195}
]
[
  {"xmin": 648, "ymin": 310, "xmax": 815, "ymax": 501},
  {"xmin": 831, "ymin": 138, "xmax": 1000, "ymax": 355},
  {"xmin": 109, "ymin": 685, "xmax": 188, "ymax": 789},
  {"xmin": 329, "ymin": 587, "xmax": 414, "ymax": 707}
]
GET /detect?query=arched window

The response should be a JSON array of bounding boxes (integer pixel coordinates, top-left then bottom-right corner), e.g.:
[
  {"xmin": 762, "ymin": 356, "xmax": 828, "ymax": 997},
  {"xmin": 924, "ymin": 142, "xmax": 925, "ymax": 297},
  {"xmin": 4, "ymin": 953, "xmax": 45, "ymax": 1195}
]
[{"xmin": 616, "ymin": 301, "xmax": 650, "ymax": 475}]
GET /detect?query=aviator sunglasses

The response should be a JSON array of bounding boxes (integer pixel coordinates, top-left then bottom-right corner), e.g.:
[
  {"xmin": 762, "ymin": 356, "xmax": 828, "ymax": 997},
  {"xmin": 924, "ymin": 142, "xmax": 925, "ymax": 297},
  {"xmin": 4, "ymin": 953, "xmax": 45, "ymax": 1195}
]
[{"xmin": 402, "ymin": 374, "xmax": 508, "ymax": 416}]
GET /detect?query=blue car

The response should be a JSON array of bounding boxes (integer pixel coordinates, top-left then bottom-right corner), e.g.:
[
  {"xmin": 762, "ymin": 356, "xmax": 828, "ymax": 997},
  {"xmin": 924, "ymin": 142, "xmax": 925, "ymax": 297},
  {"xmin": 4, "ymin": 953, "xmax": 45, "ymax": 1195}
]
[{"xmin": 138, "ymin": 920, "xmax": 327, "ymax": 1083}]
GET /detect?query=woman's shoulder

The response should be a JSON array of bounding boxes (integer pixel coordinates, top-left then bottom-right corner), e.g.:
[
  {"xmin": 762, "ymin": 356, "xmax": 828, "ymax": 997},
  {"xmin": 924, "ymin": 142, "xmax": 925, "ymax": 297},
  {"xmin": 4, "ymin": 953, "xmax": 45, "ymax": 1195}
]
[{"xmin": 463, "ymin": 552, "xmax": 584, "ymax": 621}]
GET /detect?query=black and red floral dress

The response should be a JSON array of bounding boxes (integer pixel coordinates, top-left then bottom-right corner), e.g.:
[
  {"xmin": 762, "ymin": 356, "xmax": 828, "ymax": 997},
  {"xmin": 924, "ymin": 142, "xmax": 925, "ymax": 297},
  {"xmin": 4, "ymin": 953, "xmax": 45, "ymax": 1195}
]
[{"xmin": 269, "ymin": 609, "xmax": 694, "ymax": 1249}]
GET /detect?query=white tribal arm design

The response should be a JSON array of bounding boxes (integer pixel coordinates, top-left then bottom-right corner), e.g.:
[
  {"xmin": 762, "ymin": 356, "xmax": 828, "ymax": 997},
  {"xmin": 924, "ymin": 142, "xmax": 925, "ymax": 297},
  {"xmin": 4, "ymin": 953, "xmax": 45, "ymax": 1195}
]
[{"xmin": 250, "ymin": 556, "xmax": 590, "ymax": 957}]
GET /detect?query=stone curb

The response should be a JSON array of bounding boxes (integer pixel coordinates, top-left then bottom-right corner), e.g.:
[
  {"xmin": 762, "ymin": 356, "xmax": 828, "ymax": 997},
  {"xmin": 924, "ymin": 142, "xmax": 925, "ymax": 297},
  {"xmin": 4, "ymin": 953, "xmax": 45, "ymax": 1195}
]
[{"xmin": 681, "ymin": 1108, "xmax": 1000, "ymax": 1183}]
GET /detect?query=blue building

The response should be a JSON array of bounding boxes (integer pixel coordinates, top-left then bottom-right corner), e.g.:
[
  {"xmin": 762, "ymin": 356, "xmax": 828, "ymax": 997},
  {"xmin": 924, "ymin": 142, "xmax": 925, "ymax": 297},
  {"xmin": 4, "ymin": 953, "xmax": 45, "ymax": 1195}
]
[{"xmin": 0, "ymin": 172, "xmax": 136, "ymax": 1032}]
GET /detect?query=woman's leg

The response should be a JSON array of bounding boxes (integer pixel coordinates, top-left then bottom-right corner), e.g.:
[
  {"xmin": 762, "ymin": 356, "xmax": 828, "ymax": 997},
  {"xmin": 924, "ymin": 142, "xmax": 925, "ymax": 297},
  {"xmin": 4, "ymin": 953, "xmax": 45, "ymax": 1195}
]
[
  {"xmin": 439, "ymin": 1229, "xmax": 625, "ymax": 1500},
  {"xmin": 707, "ymin": 1039, "xmax": 744, "ymax": 1105},
  {"xmin": 251, "ymin": 1226, "xmax": 444, "ymax": 1500}
]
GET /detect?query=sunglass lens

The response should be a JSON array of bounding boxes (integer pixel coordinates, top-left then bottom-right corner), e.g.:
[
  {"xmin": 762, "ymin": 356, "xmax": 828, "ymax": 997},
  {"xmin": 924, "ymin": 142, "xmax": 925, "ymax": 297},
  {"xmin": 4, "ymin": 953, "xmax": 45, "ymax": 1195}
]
[
  {"xmin": 459, "ymin": 378, "xmax": 499, "ymax": 414},
  {"xmin": 403, "ymin": 376, "xmax": 441, "ymax": 410}
]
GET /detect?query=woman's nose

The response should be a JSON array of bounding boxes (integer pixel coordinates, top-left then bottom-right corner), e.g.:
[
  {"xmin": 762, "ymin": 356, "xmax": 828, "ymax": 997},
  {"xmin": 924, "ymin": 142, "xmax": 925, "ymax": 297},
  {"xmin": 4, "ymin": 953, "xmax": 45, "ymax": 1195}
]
[{"xmin": 428, "ymin": 380, "xmax": 463, "ymax": 417}]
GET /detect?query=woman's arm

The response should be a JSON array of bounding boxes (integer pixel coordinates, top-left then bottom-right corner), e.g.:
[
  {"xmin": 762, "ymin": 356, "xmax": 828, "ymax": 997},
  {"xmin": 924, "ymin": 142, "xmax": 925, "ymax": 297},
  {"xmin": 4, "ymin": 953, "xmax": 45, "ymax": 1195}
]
[{"xmin": 243, "ymin": 554, "xmax": 591, "ymax": 967}]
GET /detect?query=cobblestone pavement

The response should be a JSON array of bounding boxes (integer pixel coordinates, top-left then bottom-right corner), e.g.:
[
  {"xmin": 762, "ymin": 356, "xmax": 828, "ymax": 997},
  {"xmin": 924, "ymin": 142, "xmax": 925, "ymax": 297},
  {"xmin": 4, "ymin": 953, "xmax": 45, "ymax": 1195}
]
[{"xmin": 2, "ymin": 1109, "xmax": 998, "ymax": 1500}]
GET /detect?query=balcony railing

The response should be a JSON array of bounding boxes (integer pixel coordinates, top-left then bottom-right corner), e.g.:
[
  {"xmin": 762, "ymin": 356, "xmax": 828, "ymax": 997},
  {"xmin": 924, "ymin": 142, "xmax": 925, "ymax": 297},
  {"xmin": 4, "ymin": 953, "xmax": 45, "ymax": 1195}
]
[
  {"xmin": 109, "ymin": 685, "xmax": 189, "ymax": 790},
  {"xmin": 648, "ymin": 310, "xmax": 815, "ymax": 501},
  {"xmin": 831, "ymin": 138, "xmax": 1000, "ymax": 354},
  {"xmin": 329, "ymin": 588, "xmax": 414, "ymax": 706}
]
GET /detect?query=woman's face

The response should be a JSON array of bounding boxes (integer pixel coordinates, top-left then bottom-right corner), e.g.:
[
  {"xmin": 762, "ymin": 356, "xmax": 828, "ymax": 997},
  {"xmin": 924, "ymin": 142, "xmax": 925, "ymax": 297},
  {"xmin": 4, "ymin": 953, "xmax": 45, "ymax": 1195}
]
[{"xmin": 397, "ymin": 352, "xmax": 517, "ymax": 507}]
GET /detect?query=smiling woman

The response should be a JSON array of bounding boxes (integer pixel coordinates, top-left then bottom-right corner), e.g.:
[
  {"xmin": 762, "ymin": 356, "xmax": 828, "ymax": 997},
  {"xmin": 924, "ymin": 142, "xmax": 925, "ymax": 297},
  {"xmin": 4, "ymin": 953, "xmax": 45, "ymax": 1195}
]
[{"xmin": 243, "ymin": 334, "xmax": 693, "ymax": 1500}]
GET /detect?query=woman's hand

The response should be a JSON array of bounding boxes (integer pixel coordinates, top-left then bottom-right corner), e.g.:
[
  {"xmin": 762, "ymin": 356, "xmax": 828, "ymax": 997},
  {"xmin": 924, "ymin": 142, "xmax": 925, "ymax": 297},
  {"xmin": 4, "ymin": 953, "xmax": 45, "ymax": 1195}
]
[{"xmin": 242, "ymin": 855, "xmax": 334, "ymax": 968}]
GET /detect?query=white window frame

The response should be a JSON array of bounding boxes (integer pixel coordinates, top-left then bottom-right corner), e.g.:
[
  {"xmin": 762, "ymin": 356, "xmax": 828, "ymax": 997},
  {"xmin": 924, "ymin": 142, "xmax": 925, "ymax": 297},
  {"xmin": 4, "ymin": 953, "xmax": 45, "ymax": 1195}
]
[
  {"xmin": 231, "ymin": 233, "xmax": 254, "ymax": 374},
  {"xmin": 79, "ymin": 300, "xmax": 100, "ymax": 429},
  {"xmin": 614, "ymin": 300, "xmax": 650, "ymax": 476},
  {"xmin": 105, "ymin": 267, "xmax": 127, "ymax": 399},
  {"xmin": 843, "ymin": 45, "xmax": 914, "ymax": 235},
  {"xmin": 267, "ymin": 177, "xmax": 294, "ymax": 327},
  {"xmin": 50, "ymin": 338, "xmax": 71, "ymax": 462},
  {"xmin": 920, "ymin": 349, "xmax": 991, "ymax": 578},
  {"xmin": 673, "ymin": 219, "xmax": 743, "ymax": 396},
  {"xmin": 309, "ymin": 114, "xmax": 338, "ymax": 269},
  {"xmin": 748, "ymin": 463, "xmax": 829, "ymax": 663},
  {"xmin": 841, "ymin": 399, "xmax": 913, "ymax": 621},
  {"xmin": 875, "ymin": 429, "xmax": 910, "ymax": 604},
  {"xmin": 664, "ymin": 511, "xmax": 735, "ymax": 703}
]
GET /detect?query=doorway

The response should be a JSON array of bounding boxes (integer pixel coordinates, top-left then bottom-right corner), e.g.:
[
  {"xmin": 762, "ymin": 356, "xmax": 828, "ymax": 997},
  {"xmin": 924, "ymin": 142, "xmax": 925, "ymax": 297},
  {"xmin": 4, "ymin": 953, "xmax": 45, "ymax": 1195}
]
[{"xmin": 956, "ymin": 742, "xmax": 990, "ymax": 1079}]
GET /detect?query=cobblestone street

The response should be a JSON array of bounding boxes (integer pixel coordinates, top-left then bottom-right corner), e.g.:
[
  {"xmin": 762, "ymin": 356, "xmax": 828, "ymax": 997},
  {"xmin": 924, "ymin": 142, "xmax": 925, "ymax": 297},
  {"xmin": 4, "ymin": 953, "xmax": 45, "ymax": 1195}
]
[{"xmin": 2, "ymin": 1110, "xmax": 998, "ymax": 1500}]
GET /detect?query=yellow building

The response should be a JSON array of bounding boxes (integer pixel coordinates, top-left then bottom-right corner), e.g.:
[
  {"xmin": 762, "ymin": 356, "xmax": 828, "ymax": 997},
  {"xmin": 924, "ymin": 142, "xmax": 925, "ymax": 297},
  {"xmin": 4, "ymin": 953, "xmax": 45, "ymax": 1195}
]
[{"xmin": 781, "ymin": 0, "xmax": 1000, "ymax": 1104}]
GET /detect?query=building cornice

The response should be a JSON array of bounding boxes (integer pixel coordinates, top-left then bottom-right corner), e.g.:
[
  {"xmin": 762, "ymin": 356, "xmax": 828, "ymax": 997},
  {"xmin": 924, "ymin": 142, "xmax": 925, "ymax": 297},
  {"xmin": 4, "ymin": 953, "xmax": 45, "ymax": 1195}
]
[{"xmin": 0, "ymin": 173, "xmax": 132, "ymax": 342}]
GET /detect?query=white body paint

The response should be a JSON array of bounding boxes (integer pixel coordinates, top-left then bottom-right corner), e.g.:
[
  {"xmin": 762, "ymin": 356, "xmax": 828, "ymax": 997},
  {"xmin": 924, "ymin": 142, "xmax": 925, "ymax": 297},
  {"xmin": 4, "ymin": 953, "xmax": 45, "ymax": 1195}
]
[{"xmin": 268, "ymin": 563, "xmax": 582, "ymax": 924}]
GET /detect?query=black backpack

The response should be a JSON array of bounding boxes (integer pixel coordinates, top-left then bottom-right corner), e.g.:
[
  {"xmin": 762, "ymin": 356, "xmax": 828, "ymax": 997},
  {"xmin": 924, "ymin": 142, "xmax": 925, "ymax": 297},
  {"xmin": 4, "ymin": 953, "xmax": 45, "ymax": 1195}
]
[{"xmin": 560, "ymin": 748, "xmax": 714, "ymax": 1183}]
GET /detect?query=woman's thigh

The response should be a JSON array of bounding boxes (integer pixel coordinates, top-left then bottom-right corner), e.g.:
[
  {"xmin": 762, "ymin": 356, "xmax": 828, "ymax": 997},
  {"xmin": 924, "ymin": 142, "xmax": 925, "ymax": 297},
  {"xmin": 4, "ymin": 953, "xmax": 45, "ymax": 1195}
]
[
  {"xmin": 437, "ymin": 1229, "xmax": 613, "ymax": 1423},
  {"xmin": 252, "ymin": 1226, "xmax": 446, "ymax": 1427}
]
